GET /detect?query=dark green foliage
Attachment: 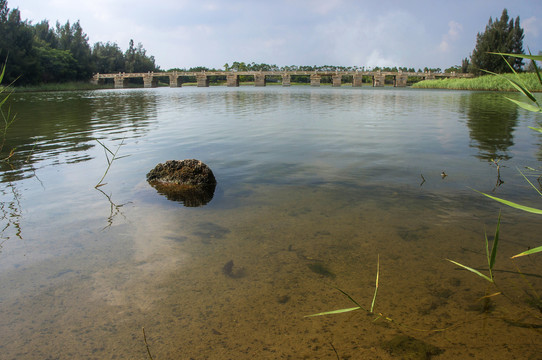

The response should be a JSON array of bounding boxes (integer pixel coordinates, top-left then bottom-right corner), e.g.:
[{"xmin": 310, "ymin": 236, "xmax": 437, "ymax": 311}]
[
  {"xmin": 92, "ymin": 42, "xmax": 125, "ymax": 74},
  {"xmin": 470, "ymin": 9, "xmax": 524, "ymax": 74},
  {"xmin": 0, "ymin": 0, "xmax": 159, "ymax": 85}
]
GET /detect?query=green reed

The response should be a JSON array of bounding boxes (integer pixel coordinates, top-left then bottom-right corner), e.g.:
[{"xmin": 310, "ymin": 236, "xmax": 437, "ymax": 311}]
[
  {"xmin": 412, "ymin": 72, "xmax": 541, "ymax": 92},
  {"xmin": 305, "ymin": 255, "xmax": 380, "ymax": 317},
  {"xmin": 447, "ymin": 212, "xmax": 501, "ymax": 283},
  {"xmin": 474, "ymin": 53, "xmax": 542, "ymax": 258}
]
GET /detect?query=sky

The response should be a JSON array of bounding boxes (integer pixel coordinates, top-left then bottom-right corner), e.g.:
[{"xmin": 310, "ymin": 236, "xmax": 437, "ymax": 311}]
[{"xmin": 8, "ymin": 0, "xmax": 542, "ymax": 71}]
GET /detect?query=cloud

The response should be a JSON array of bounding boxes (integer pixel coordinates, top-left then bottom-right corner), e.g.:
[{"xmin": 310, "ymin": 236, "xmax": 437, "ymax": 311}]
[
  {"xmin": 523, "ymin": 17, "xmax": 539, "ymax": 38},
  {"xmin": 439, "ymin": 21, "xmax": 463, "ymax": 53}
]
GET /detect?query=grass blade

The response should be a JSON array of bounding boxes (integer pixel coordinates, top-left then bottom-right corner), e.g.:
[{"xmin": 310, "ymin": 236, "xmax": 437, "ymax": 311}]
[
  {"xmin": 511, "ymin": 245, "xmax": 542, "ymax": 259},
  {"xmin": 473, "ymin": 190, "xmax": 542, "ymax": 215},
  {"xmin": 505, "ymin": 97, "xmax": 542, "ymax": 113},
  {"xmin": 518, "ymin": 168, "xmax": 542, "ymax": 197},
  {"xmin": 446, "ymin": 259, "xmax": 493, "ymax": 283},
  {"xmin": 305, "ymin": 307, "xmax": 361, "ymax": 317},
  {"xmin": 489, "ymin": 212, "xmax": 501, "ymax": 271},
  {"xmin": 370, "ymin": 254, "xmax": 379, "ymax": 313},
  {"xmin": 488, "ymin": 52, "xmax": 542, "ymax": 62}
]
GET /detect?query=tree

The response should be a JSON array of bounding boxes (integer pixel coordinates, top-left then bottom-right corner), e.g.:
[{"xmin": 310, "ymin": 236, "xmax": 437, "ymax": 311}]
[
  {"xmin": 469, "ymin": 9, "xmax": 524, "ymax": 74},
  {"xmin": 124, "ymin": 39, "xmax": 158, "ymax": 73},
  {"xmin": 55, "ymin": 20, "xmax": 93, "ymax": 80},
  {"xmin": 92, "ymin": 42, "xmax": 125, "ymax": 73},
  {"xmin": 0, "ymin": 5, "xmax": 38, "ymax": 84}
]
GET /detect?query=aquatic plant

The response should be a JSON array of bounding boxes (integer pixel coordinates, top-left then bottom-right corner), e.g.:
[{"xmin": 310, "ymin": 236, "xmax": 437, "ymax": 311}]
[
  {"xmin": 475, "ymin": 53, "xmax": 542, "ymax": 258},
  {"xmin": 305, "ymin": 255, "xmax": 382, "ymax": 317},
  {"xmin": 95, "ymin": 137, "xmax": 128, "ymax": 188},
  {"xmin": 447, "ymin": 212, "xmax": 501, "ymax": 283}
]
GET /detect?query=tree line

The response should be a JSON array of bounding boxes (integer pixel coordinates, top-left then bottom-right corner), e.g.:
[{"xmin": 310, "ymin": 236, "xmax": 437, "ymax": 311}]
[
  {"xmin": 178, "ymin": 62, "xmax": 448, "ymax": 74},
  {"xmin": 1, "ymin": 1, "xmax": 535, "ymax": 87},
  {"xmin": 0, "ymin": 0, "xmax": 159, "ymax": 85}
]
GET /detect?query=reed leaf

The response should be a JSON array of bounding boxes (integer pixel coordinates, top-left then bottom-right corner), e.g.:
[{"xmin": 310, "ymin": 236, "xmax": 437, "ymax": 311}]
[
  {"xmin": 370, "ymin": 254, "xmax": 380, "ymax": 313},
  {"xmin": 304, "ymin": 306, "xmax": 361, "ymax": 317},
  {"xmin": 512, "ymin": 245, "xmax": 542, "ymax": 259},
  {"xmin": 488, "ymin": 212, "xmax": 501, "ymax": 275},
  {"xmin": 473, "ymin": 190, "xmax": 542, "ymax": 215},
  {"xmin": 446, "ymin": 259, "xmax": 493, "ymax": 283},
  {"xmin": 505, "ymin": 97, "xmax": 542, "ymax": 113}
]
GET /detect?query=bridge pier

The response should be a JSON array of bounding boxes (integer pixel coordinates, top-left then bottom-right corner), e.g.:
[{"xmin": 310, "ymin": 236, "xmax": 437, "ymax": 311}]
[
  {"xmin": 395, "ymin": 75, "xmax": 408, "ymax": 87},
  {"xmin": 424, "ymin": 72, "xmax": 436, "ymax": 80},
  {"xmin": 91, "ymin": 77, "xmax": 104, "ymax": 86},
  {"xmin": 169, "ymin": 73, "xmax": 182, "ymax": 87},
  {"xmin": 114, "ymin": 75, "xmax": 128, "ymax": 89},
  {"xmin": 352, "ymin": 74, "xmax": 363, "ymax": 87},
  {"xmin": 310, "ymin": 74, "xmax": 321, "ymax": 86},
  {"xmin": 282, "ymin": 74, "xmax": 291, "ymax": 86},
  {"xmin": 196, "ymin": 74, "xmax": 209, "ymax": 87},
  {"xmin": 227, "ymin": 74, "xmax": 239, "ymax": 87},
  {"xmin": 143, "ymin": 73, "xmax": 158, "ymax": 88},
  {"xmin": 373, "ymin": 74, "xmax": 385, "ymax": 87},
  {"xmin": 254, "ymin": 74, "xmax": 266, "ymax": 87},
  {"xmin": 332, "ymin": 74, "xmax": 342, "ymax": 87}
]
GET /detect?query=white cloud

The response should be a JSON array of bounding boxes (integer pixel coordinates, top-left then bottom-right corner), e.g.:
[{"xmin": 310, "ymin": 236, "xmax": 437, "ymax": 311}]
[
  {"xmin": 523, "ymin": 17, "xmax": 539, "ymax": 38},
  {"xmin": 439, "ymin": 21, "xmax": 463, "ymax": 53},
  {"xmin": 365, "ymin": 50, "xmax": 396, "ymax": 68}
]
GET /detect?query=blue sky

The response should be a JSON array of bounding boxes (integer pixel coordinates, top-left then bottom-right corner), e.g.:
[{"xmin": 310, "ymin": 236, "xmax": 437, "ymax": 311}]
[{"xmin": 8, "ymin": 0, "xmax": 542, "ymax": 71}]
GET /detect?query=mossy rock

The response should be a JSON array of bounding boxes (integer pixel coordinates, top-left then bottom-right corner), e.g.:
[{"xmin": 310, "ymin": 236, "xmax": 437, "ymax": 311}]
[{"xmin": 147, "ymin": 159, "xmax": 217, "ymax": 206}]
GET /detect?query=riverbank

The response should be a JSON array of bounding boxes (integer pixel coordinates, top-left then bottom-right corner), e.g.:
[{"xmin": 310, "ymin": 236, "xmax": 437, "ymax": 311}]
[
  {"xmin": 412, "ymin": 72, "xmax": 542, "ymax": 91},
  {"xmin": 11, "ymin": 82, "xmax": 113, "ymax": 92},
  {"xmin": 9, "ymin": 74, "xmax": 541, "ymax": 92}
]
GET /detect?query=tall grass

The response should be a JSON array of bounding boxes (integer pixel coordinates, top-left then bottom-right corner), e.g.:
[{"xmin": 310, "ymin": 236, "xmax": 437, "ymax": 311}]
[{"xmin": 412, "ymin": 72, "xmax": 541, "ymax": 92}]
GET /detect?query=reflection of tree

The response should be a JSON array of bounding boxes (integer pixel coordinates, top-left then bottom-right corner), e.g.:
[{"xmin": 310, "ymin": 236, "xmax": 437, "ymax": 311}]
[
  {"xmin": 2, "ymin": 91, "xmax": 157, "ymax": 183},
  {"xmin": 462, "ymin": 92, "xmax": 519, "ymax": 161}
]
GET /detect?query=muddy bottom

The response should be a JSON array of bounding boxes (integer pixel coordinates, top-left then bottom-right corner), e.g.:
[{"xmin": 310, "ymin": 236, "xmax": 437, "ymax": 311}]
[{"xmin": 0, "ymin": 183, "xmax": 541, "ymax": 359}]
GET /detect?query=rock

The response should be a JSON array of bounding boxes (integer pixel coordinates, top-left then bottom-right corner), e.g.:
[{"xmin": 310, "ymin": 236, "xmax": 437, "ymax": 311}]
[
  {"xmin": 146, "ymin": 159, "xmax": 216, "ymax": 186},
  {"xmin": 147, "ymin": 159, "xmax": 217, "ymax": 207}
]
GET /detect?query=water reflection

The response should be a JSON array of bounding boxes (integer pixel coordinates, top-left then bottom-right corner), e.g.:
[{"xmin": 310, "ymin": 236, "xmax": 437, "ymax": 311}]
[
  {"xmin": 95, "ymin": 187, "xmax": 131, "ymax": 229},
  {"xmin": 462, "ymin": 92, "xmax": 519, "ymax": 161},
  {"xmin": 2, "ymin": 90, "xmax": 157, "ymax": 182},
  {"xmin": 0, "ymin": 182, "xmax": 22, "ymax": 244},
  {"xmin": 148, "ymin": 182, "xmax": 216, "ymax": 207}
]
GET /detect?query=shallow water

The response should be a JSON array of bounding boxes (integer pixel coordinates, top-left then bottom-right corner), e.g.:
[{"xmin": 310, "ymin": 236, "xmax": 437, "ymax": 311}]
[{"xmin": 0, "ymin": 86, "xmax": 541, "ymax": 359}]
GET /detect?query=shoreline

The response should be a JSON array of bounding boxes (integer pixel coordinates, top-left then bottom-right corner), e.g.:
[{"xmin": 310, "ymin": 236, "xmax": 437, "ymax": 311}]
[{"xmin": 7, "ymin": 73, "xmax": 542, "ymax": 93}]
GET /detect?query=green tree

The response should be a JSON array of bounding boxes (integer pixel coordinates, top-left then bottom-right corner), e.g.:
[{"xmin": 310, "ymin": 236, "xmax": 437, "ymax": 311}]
[
  {"xmin": 124, "ymin": 39, "xmax": 158, "ymax": 73},
  {"xmin": 469, "ymin": 9, "xmax": 524, "ymax": 74},
  {"xmin": 33, "ymin": 39, "xmax": 77, "ymax": 83},
  {"xmin": 0, "ymin": 3, "xmax": 38, "ymax": 84},
  {"xmin": 55, "ymin": 20, "xmax": 93, "ymax": 80},
  {"xmin": 92, "ymin": 42, "xmax": 125, "ymax": 73}
]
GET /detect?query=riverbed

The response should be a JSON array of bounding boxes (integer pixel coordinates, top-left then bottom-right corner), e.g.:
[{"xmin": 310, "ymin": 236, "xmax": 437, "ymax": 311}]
[{"xmin": 0, "ymin": 86, "xmax": 541, "ymax": 359}]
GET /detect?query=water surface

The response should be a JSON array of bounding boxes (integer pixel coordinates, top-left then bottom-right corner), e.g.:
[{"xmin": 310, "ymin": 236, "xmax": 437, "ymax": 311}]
[{"xmin": 0, "ymin": 86, "xmax": 541, "ymax": 359}]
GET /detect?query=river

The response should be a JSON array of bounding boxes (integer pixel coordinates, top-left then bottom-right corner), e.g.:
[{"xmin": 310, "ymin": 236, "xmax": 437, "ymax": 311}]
[{"xmin": 0, "ymin": 86, "xmax": 541, "ymax": 359}]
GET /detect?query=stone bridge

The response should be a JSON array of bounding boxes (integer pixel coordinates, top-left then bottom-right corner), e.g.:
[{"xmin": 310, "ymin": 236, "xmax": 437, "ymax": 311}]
[{"xmin": 91, "ymin": 70, "xmax": 473, "ymax": 89}]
